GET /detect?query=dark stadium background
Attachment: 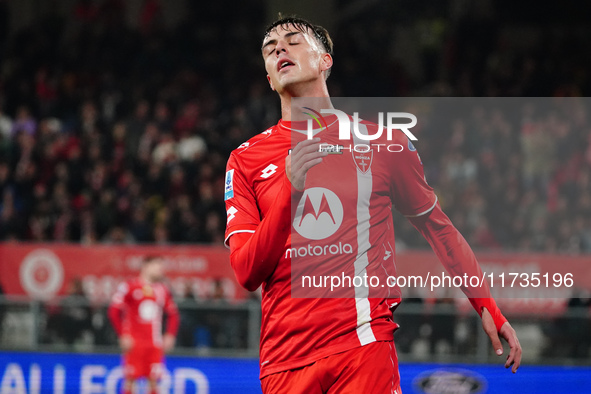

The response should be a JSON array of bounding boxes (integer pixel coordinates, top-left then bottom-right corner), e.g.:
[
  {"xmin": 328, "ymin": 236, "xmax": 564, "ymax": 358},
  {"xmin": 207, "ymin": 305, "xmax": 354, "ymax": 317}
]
[{"xmin": 0, "ymin": 0, "xmax": 590, "ymax": 393}]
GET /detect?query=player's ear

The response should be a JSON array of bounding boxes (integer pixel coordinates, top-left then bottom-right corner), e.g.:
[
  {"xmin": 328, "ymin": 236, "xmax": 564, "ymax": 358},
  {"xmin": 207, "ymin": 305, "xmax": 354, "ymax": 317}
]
[
  {"xmin": 266, "ymin": 74, "xmax": 276, "ymax": 91},
  {"xmin": 320, "ymin": 53, "xmax": 333, "ymax": 73}
]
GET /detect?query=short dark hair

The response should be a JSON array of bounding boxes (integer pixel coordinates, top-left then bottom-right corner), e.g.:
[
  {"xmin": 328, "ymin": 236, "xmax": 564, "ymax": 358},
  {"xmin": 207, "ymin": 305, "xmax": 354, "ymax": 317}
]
[
  {"xmin": 143, "ymin": 255, "xmax": 163, "ymax": 264},
  {"xmin": 264, "ymin": 15, "xmax": 334, "ymax": 79}
]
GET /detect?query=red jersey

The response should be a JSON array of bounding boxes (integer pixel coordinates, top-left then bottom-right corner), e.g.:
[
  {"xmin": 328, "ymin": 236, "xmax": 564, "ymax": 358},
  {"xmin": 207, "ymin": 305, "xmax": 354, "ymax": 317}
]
[
  {"xmin": 108, "ymin": 278, "xmax": 179, "ymax": 348},
  {"xmin": 225, "ymin": 118, "xmax": 506, "ymax": 378}
]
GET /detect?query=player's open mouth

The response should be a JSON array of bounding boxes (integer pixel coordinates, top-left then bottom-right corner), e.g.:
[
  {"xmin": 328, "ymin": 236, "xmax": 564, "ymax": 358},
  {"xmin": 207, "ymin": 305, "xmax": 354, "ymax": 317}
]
[{"xmin": 278, "ymin": 59, "xmax": 295, "ymax": 71}]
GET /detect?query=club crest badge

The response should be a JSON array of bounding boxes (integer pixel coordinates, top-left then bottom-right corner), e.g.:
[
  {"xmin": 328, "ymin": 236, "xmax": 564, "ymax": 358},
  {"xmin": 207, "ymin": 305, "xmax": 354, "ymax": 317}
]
[{"xmin": 352, "ymin": 149, "xmax": 373, "ymax": 174}]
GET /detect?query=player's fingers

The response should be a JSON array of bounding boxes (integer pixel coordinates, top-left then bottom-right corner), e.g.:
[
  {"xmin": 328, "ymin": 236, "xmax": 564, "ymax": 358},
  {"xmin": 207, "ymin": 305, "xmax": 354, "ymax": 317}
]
[
  {"xmin": 482, "ymin": 308, "xmax": 503, "ymax": 356},
  {"xmin": 290, "ymin": 149, "xmax": 326, "ymax": 176},
  {"xmin": 501, "ymin": 327, "xmax": 522, "ymax": 373},
  {"xmin": 300, "ymin": 157, "xmax": 324, "ymax": 173},
  {"xmin": 292, "ymin": 164, "xmax": 322, "ymax": 191},
  {"xmin": 505, "ymin": 343, "xmax": 521, "ymax": 373},
  {"xmin": 296, "ymin": 150, "xmax": 327, "ymax": 166},
  {"xmin": 505, "ymin": 345, "xmax": 515, "ymax": 369},
  {"xmin": 512, "ymin": 347, "xmax": 522, "ymax": 373},
  {"xmin": 292, "ymin": 138, "xmax": 321, "ymax": 156},
  {"xmin": 293, "ymin": 145, "xmax": 324, "ymax": 165},
  {"xmin": 487, "ymin": 329, "xmax": 503, "ymax": 357}
]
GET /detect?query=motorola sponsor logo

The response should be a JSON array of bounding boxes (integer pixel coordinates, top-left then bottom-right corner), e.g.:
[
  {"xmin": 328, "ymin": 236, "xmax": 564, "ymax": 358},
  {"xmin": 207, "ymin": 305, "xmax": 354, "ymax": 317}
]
[{"xmin": 288, "ymin": 187, "xmax": 352, "ymax": 258}]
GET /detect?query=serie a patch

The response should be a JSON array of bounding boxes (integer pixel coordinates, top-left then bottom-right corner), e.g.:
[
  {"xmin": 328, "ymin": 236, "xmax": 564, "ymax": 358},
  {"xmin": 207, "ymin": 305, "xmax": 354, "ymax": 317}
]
[{"xmin": 224, "ymin": 169, "xmax": 234, "ymax": 200}]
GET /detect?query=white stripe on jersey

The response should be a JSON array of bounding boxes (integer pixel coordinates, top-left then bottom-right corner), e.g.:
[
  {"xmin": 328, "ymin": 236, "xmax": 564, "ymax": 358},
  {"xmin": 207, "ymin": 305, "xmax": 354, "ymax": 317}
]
[
  {"xmin": 224, "ymin": 229, "xmax": 256, "ymax": 248},
  {"xmin": 389, "ymin": 341, "xmax": 397, "ymax": 394},
  {"xmin": 153, "ymin": 285, "xmax": 165, "ymax": 346},
  {"xmin": 404, "ymin": 196, "xmax": 438, "ymax": 217},
  {"xmin": 353, "ymin": 123, "xmax": 377, "ymax": 346}
]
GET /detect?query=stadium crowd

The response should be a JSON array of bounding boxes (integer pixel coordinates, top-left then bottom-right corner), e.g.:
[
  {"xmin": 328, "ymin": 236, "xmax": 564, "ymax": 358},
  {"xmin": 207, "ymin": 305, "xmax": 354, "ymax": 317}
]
[{"xmin": 0, "ymin": 0, "xmax": 590, "ymax": 254}]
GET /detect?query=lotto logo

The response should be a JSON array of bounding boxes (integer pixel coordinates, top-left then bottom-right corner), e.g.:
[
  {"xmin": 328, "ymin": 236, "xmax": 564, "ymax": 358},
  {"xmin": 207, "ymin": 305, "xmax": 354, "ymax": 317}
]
[
  {"xmin": 227, "ymin": 206, "xmax": 238, "ymax": 223},
  {"xmin": 260, "ymin": 164, "xmax": 278, "ymax": 178}
]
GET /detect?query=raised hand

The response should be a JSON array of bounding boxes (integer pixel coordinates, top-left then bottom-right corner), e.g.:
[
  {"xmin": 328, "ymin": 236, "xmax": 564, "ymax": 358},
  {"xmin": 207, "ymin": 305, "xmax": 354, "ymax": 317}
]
[{"xmin": 285, "ymin": 138, "xmax": 327, "ymax": 191}]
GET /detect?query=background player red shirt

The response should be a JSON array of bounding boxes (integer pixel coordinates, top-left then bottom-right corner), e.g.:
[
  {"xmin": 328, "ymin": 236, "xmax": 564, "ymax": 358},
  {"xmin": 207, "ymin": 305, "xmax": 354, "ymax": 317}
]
[
  {"xmin": 109, "ymin": 277, "xmax": 179, "ymax": 347},
  {"xmin": 108, "ymin": 255, "xmax": 179, "ymax": 393}
]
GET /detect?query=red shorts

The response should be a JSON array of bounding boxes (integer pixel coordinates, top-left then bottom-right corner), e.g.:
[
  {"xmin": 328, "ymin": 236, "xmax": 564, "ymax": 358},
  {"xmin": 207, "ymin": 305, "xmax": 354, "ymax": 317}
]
[
  {"xmin": 261, "ymin": 341, "xmax": 401, "ymax": 394},
  {"xmin": 123, "ymin": 344, "xmax": 164, "ymax": 380}
]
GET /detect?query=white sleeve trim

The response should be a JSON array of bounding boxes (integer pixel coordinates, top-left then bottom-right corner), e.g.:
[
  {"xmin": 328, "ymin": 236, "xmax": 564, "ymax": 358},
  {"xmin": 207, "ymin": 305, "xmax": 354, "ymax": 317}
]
[
  {"xmin": 224, "ymin": 229, "xmax": 256, "ymax": 248},
  {"xmin": 404, "ymin": 195, "xmax": 438, "ymax": 218}
]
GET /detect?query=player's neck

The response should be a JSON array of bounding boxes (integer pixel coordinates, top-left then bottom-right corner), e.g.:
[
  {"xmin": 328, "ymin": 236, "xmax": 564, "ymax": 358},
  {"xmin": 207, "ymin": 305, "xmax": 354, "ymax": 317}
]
[
  {"xmin": 140, "ymin": 274, "xmax": 155, "ymax": 284},
  {"xmin": 279, "ymin": 81, "xmax": 331, "ymax": 121}
]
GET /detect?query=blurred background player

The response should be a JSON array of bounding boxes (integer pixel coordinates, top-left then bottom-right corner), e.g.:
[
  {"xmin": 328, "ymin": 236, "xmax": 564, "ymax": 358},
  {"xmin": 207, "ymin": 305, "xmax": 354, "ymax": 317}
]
[{"xmin": 108, "ymin": 255, "xmax": 179, "ymax": 394}]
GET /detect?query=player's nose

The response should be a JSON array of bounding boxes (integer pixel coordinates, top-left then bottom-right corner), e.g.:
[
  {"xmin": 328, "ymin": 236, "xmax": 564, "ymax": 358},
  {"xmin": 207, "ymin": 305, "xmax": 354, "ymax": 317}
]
[{"xmin": 274, "ymin": 40, "xmax": 288, "ymax": 55}]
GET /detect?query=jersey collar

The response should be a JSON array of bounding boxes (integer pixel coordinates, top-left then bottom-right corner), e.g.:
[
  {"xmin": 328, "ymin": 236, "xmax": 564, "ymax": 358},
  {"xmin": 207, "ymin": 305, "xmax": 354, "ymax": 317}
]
[{"xmin": 277, "ymin": 115, "xmax": 339, "ymax": 137}]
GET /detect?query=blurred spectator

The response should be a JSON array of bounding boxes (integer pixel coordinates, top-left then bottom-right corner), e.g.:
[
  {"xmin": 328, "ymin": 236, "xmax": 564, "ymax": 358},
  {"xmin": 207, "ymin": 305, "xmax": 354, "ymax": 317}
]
[
  {"xmin": 0, "ymin": 0, "xmax": 588, "ymax": 255},
  {"xmin": 0, "ymin": 107, "xmax": 12, "ymax": 139},
  {"xmin": 393, "ymin": 291, "xmax": 424, "ymax": 354},
  {"xmin": 177, "ymin": 283, "xmax": 201, "ymax": 348},
  {"xmin": 46, "ymin": 278, "xmax": 93, "ymax": 346},
  {"xmin": 210, "ymin": 278, "xmax": 227, "ymax": 303},
  {"xmin": 91, "ymin": 305, "xmax": 118, "ymax": 347},
  {"xmin": 543, "ymin": 289, "xmax": 591, "ymax": 358},
  {"xmin": 427, "ymin": 297, "xmax": 457, "ymax": 355},
  {"xmin": 11, "ymin": 107, "xmax": 36, "ymax": 137}
]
